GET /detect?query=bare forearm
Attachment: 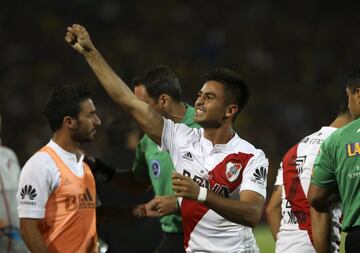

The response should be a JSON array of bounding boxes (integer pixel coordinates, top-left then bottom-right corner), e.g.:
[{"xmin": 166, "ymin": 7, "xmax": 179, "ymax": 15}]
[
  {"xmin": 265, "ymin": 185, "xmax": 282, "ymax": 240},
  {"xmin": 205, "ymin": 191, "xmax": 262, "ymax": 227},
  {"xmin": 308, "ymin": 184, "xmax": 338, "ymax": 212},
  {"xmin": 311, "ymin": 207, "xmax": 331, "ymax": 253},
  {"xmin": 84, "ymin": 50, "xmax": 136, "ymax": 107},
  {"xmin": 172, "ymin": 173, "xmax": 263, "ymax": 227},
  {"xmin": 266, "ymin": 207, "xmax": 281, "ymax": 240},
  {"xmin": 84, "ymin": 49, "xmax": 163, "ymax": 143},
  {"xmin": 66, "ymin": 24, "xmax": 164, "ymax": 144},
  {"xmin": 20, "ymin": 219, "xmax": 47, "ymax": 253}
]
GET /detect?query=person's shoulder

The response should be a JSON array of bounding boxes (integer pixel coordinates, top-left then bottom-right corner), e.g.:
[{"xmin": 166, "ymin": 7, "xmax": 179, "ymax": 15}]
[
  {"xmin": 337, "ymin": 118, "xmax": 360, "ymax": 134},
  {"xmin": 22, "ymin": 147, "xmax": 55, "ymax": 171},
  {"xmin": 234, "ymin": 135, "xmax": 265, "ymax": 157},
  {"xmin": 0, "ymin": 145, "xmax": 18, "ymax": 160},
  {"xmin": 324, "ymin": 120, "xmax": 358, "ymax": 145},
  {"xmin": 300, "ymin": 128, "xmax": 324, "ymax": 141},
  {"xmin": 139, "ymin": 134, "xmax": 149, "ymax": 143},
  {"xmin": 140, "ymin": 134, "xmax": 158, "ymax": 148}
]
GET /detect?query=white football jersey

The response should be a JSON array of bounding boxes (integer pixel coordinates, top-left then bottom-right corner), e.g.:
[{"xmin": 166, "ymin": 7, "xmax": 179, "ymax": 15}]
[
  {"xmin": 275, "ymin": 126, "xmax": 341, "ymax": 253},
  {"xmin": 161, "ymin": 119, "xmax": 268, "ymax": 253},
  {"xmin": 0, "ymin": 146, "xmax": 20, "ymax": 228},
  {"xmin": 0, "ymin": 145, "xmax": 28, "ymax": 252},
  {"xmin": 17, "ymin": 140, "xmax": 84, "ymax": 219}
]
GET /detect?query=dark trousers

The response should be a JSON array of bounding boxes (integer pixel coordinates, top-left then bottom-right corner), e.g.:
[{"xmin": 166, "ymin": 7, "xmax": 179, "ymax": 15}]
[
  {"xmin": 346, "ymin": 227, "xmax": 360, "ymax": 253},
  {"xmin": 157, "ymin": 232, "xmax": 185, "ymax": 253}
]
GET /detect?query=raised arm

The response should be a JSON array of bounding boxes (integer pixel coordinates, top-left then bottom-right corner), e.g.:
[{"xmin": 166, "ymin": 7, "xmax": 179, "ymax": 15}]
[{"xmin": 65, "ymin": 24, "xmax": 163, "ymax": 145}]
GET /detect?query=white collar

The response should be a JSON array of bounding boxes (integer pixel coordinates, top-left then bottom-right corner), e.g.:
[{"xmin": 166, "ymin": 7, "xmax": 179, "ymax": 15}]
[
  {"xmin": 200, "ymin": 128, "xmax": 240, "ymax": 153},
  {"xmin": 48, "ymin": 139, "xmax": 84, "ymax": 163}
]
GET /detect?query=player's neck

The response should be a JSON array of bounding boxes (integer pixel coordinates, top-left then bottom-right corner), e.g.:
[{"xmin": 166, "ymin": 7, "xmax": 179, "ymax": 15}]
[
  {"xmin": 203, "ymin": 125, "xmax": 235, "ymax": 145},
  {"xmin": 329, "ymin": 112, "xmax": 352, "ymax": 129},
  {"xmin": 166, "ymin": 102, "xmax": 187, "ymax": 123},
  {"xmin": 52, "ymin": 131, "xmax": 81, "ymax": 155}
]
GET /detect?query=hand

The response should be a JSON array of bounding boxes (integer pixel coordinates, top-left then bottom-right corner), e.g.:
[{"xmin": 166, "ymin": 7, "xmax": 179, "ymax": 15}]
[
  {"xmin": 143, "ymin": 195, "xmax": 178, "ymax": 217},
  {"xmin": 65, "ymin": 24, "xmax": 96, "ymax": 55},
  {"xmin": 144, "ymin": 198, "xmax": 162, "ymax": 218},
  {"xmin": 155, "ymin": 196, "xmax": 178, "ymax": 215},
  {"xmin": 172, "ymin": 172, "xmax": 200, "ymax": 200},
  {"xmin": 156, "ymin": 195, "xmax": 178, "ymax": 216},
  {"xmin": 132, "ymin": 204, "xmax": 147, "ymax": 218}
]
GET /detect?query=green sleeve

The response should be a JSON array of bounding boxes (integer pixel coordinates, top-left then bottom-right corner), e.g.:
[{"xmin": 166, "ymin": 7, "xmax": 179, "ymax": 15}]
[
  {"xmin": 311, "ymin": 140, "xmax": 336, "ymax": 187},
  {"xmin": 132, "ymin": 139, "xmax": 148, "ymax": 178}
]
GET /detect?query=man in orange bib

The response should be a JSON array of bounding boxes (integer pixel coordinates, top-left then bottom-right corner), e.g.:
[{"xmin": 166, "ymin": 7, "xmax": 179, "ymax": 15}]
[{"xmin": 17, "ymin": 85, "xmax": 101, "ymax": 253}]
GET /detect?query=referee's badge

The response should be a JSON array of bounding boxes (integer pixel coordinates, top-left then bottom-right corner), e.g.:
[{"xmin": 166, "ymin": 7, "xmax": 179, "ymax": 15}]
[
  {"xmin": 226, "ymin": 161, "xmax": 242, "ymax": 182},
  {"xmin": 151, "ymin": 160, "xmax": 161, "ymax": 178}
]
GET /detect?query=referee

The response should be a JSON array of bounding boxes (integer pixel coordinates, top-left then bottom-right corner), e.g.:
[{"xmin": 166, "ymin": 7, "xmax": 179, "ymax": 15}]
[{"xmin": 309, "ymin": 66, "xmax": 360, "ymax": 253}]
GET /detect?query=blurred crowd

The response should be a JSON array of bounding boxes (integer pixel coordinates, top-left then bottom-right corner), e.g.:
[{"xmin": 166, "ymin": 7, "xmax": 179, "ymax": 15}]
[{"xmin": 1, "ymin": 0, "xmax": 360, "ymax": 194}]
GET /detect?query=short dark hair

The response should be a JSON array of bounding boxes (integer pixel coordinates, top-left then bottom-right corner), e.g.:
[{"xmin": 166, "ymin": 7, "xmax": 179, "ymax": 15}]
[
  {"xmin": 201, "ymin": 68, "xmax": 249, "ymax": 115},
  {"xmin": 131, "ymin": 75, "xmax": 143, "ymax": 87},
  {"xmin": 345, "ymin": 66, "xmax": 360, "ymax": 94},
  {"xmin": 44, "ymin": 84, "xmax": 91, "ymax": 132},
  {"xmin": 141, "ymin": 65, "xmax": 182, "ymax": 102}
]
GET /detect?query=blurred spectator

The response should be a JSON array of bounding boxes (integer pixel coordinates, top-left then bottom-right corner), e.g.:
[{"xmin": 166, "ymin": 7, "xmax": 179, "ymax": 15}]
[{"xmin": 0, "ymin": 114, "xmax": 28, "ymax": 252}]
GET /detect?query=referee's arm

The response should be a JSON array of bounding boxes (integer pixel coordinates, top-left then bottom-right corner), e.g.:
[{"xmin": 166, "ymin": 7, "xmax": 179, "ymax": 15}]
[{"xmin": 308, "ymin": 184, "xmax": 339, "ymax": 212}]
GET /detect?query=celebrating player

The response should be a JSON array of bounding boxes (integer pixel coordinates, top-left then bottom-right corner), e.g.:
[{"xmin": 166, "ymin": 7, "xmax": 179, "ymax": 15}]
[
  {"xmin": 65, "ymin": 24, "xmax": 268, "ymax": 252},
  {"xmin": 309, "ymin": 67, "xmax": 360, "ymax": 253}
]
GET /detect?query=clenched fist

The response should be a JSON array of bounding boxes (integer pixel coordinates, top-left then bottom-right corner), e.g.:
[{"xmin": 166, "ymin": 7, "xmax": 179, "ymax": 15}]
[{"xmin": 65, "ymin": 24, "xmax": 96, "ymax": 55}]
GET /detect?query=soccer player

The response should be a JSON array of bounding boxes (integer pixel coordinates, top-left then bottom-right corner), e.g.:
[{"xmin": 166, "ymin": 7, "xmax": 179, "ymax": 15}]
[
  {"xmin": 266, "ymin": 101, "xmax": 351, "ymax": 253},
  {"xmin": 17, "ymin": 85, "xmax": 101, "ymax": 253},
  {"xmin": 65, "ymin": 24, "xmax": 268, "ymax": 252},
  {"xmin": 309, "ymin": 67, "xmax": 360, "ymax": 253},
  {"xmin": 91, "ymin": 65, "xmax": 200, "ymax": 253},
  {"xmin": 0, "ymin": 114, "xmax": 28, "ymax": 252}
]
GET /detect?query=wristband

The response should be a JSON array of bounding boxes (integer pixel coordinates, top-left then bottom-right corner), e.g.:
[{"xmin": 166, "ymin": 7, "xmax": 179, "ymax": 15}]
[{"xmin": 197, "ymin": 187, "xmax": 207, "ymax": 203}]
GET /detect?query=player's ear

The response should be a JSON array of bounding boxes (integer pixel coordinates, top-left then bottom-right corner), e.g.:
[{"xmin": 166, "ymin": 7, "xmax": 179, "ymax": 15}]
[
  {"xmin": 225, "ymin": 104, "xmax": 238, "ymax": 118},
  {"xmin": 356, "ymin": 88, "xmax": 360, "ymax": 104},
  {"xmin": 63, "ymin": 116, "xmax": 77, "ymax": 130},
  {"xmin": 159, "ymin": 94, "xmax": 171, "ymax": 108}
]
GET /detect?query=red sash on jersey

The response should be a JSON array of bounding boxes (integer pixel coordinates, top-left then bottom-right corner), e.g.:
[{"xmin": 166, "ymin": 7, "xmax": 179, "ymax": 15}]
[
  {"xmin": 181, "ymin": 152, "xmax": 253, "ymax": 250},
  {"xmin": 282, "ymin": 144, "xmax": 313, "ymax": 243}
]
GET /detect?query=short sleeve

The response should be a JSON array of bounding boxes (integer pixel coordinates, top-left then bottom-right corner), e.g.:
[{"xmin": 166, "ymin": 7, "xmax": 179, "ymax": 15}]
[
  {"xmin": 161, "ymin": 118, "xmax": 197, "ymax": 163},
  {"xmin": 240, "ymin": 149, "xmax": 269, "ymax": 198},
  {"xmin": 17, "ymin": 152, "xmax": 59, "ymax": 218},
  {"xmin": 311, "ymin": 140, "xmax": 336, "ymax": 187}
]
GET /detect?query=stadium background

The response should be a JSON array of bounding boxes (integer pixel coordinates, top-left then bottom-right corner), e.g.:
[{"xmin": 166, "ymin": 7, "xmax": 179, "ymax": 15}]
[{"xmin": 0, "ymin": 1, "xmax": 357, "ymax": 252}]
